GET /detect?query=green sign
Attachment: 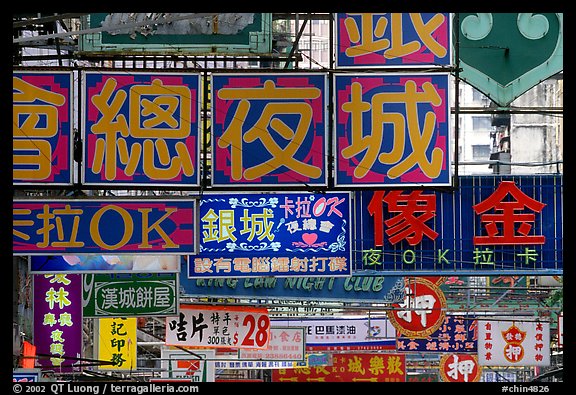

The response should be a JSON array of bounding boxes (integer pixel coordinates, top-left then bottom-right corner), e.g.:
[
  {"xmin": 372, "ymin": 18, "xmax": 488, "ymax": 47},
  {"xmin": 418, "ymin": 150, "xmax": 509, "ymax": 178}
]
[
  {"xmin": 83, "ymin": 273, "xmax": 179, "ymax": 317},
  {"xmin": 457, "ymin": 13, "xmax": 563, "ymax": 106}
]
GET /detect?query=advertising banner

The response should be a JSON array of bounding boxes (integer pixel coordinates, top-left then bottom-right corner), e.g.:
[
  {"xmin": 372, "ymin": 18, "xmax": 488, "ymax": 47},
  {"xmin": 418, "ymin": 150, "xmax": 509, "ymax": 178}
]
[
  {"xmin": 477, "ymin": 319, "xmax": 550, "ymax": 366},
  {"xmin": 83, "ymin": 273, "xmax": 179, "ymax": 317},
  {"xmin": 13, "ymin": 199, "xmax": 196, "ymax": 255},
  {"xmin": 165, "ymin": 305, "xmax": 270, "ymax": 350},
  {"xmin": 30, "ymin": 255, "xmax": 181, "ymax": 274},
  {"xmin": 335, "ymin": 13, "xmax": 452, "ymax": 68},
  {"xmin": 272, "ymin": 353, "xmax": 406, "ymax": 382},
  {"xmin": 190, "ymin": 192, "xmax": 351, "ymax": 278},
  {"xmin": 180, "ymin": 272, "xmax": 404, "ymax": 303},
  {"xmin": 239, "ymin": 327, "xmax": 306, "ymax": 362},
  {"xmin": 271, "ymin": 317, "xmax": 396, "ymax": 351},
  {"xmin": 13, "ymin": 71, "xmax": 74, "ymax": 186},
  {"xmin": 97, "ymin": 317, "xmax": 137, "ymax": 371},
  {"xmin": 82, "ymin": 71, "xmax": 201, "ymax": 187},
  {"xmin": 439, "ymin": 354, "xmax": 482, "ymax": 382},
  {"xmin": 33, "ymin": 274, "xmax": 83, "ymax": 372},
  {"xmin": 353, "ymin": 175, "xmax": 563, "ymax": 274},
  {"xmin": 334, "ymin": 73, "xmax": 451, "ymax": 187},
  {"xmin": 211, "ymin": 73, "xmax": 328, "ymax": 187},
  {"xmin": 160, "ymin": 348, "xmax": 215, "ymax": 381}
]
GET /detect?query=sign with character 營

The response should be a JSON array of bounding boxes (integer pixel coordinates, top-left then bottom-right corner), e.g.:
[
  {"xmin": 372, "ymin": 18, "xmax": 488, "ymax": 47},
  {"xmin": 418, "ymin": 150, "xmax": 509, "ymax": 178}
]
[{"xmin": 190, "ymin": 192, "xmax": 352, "ymax": 278}]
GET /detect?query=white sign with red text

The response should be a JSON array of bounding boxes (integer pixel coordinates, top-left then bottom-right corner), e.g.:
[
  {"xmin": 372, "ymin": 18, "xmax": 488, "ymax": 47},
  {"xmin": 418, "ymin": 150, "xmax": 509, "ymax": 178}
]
[
  {"xmin": 165, "ymin": 304, "xmax": 270, "ymax": 349},
  {"xmin": 239, "ymin": 326, "xmax": 306, "ymax": 361},
  {"xmin": 478, "ymin": 319, "xmax": 550, "ymax": 366}
]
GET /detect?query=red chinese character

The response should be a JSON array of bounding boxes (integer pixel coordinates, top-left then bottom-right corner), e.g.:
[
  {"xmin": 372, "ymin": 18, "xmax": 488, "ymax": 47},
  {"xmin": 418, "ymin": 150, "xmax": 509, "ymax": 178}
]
[{"xmin": 473, "ymin": 181, "xmax": 546, "ymax": 245}]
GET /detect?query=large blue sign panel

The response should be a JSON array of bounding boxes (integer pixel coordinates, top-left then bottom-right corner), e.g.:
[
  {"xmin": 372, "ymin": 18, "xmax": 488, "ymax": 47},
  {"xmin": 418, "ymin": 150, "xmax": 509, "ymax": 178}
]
[
  {"xmin": 211, "ymin": 73, "xmax": 329, "ymax": 187},
  {"xmin": 353, "ymin": 175, "xmax": 562, "ymax": 275},
  {"xmin": 82, "ymin": 71, "xmax": 201, "ymax": 187},
  {"xmin": 189, "ymin": 192, "xmax": 352, "ymax": 278},
  {"xmin": 334, "ymin": 73, "xmax": 451, "ymax": 187},
  {"xmin": 335, "ymin": 13, "xmax": 452, "ymax": 68},
  {"xmin": 13, "ymin": 71, "xmax": 74, "ymax": 186}
]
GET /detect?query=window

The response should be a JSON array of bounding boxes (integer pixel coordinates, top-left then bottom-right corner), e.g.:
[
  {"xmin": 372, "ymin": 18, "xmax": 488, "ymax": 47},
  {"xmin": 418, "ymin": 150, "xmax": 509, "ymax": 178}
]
[
  {"xmin": 472, "ymin": 144, "xmax": 491, "ymax": 160},
  {"xmin": 472, "ymin": 116, "xmax": 492, "ymax": 131}
]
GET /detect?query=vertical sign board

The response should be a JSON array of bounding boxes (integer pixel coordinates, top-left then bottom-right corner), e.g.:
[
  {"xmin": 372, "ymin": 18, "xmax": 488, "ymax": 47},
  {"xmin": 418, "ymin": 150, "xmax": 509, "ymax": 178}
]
[
  {"xmin": 13, "ymin": 71, "xmax": 74, "ymax": 186},
  {"xmin": 478, "ymin": 319, "xmax": 550, "ymax": 366},
  {"xmin": 190, "ymin": 192, "xmax": 352, "ymax": 278},
  {"xmin": 211, "ymin": 73, "xmax": 328, "ymax": 187},
  {"xmin": 97, "ymin": 317, "xmax": 137, "ymax": 371},
  {"xmin": 33, "ymin": 274, "xmax": 83, "ymax": 372},
  {"xmin": 353, "ymin": 175, "xmax": 562, "ymax": 274},
  {"xmin": 82, "ymin": 71, "xmax": 201, "ymax": 188},
  {"xmin": 335, "ymin": 13, "xmax": 452, "ymax": 68},
  {"xmin": 13, "ymin": 199, "xmax": 196, "ymax": 255},
  {"xmin": 83, "ymin": 273, "xmax": 179, "ymax": 317},
  {"xmin": 333, "ymin": 73, "xmax": 451, "ymax": 187}
]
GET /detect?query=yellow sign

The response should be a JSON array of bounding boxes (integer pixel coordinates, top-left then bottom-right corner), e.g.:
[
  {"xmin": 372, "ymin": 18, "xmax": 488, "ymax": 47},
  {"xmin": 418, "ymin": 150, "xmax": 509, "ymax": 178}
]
[{"xmin": 97, "ymin": 317, "xmax": 137, "ymax": 371}]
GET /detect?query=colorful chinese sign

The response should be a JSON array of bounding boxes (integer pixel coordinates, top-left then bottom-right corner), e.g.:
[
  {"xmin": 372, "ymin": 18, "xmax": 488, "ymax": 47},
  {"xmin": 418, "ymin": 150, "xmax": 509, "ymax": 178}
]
[
  {"xmin": 30, "ymin": 255, "xmax": 181, "ymax": 273},
  {"xmin": 190, "ymin": 192, "xmax": 351, "ymax": 278},
  {"xmin": 477, "ymin": 319, "xmax": 550, "ymax": 366},
  {"xmin": 13, "ymin": 199, "xmax": 196, "ymax": 255},
  {"xmin": 165, "ymin": 304, "xmax": 270, "ymax": 350},
  {"xmin": 180, "ymin": 273, "xmax": 404, "ymax": 303},
  {"xmin": 83, "ymin": 273, "xmax": 178, "ymax": 317},
  {"xmin": 396, "ymin": 315, "xmax": 477, "ymax": 353},
  {"xmin": 458, "ymin": 13, "xmax": 563, "ymax": 107},
  {"xmin": 211, "ymin": 73, "xmax": 328, "ymax": 187},
  {"xmin": 387, "ymin": 277, "xmax": 447, "ymax": 338},
  {"xmin": 271, "ymin": 317, "xmax": 396, "ymax": 351},
  {"xmin": 334, "ymin": 73, "xmax": 451, "ymax": 186},
  {"xmin": 335, "ymin": 13, "xmax": 452, "ymax": 68},
  {"xmin": 353, "ymin": 175, "xmax": 563, "ymax": 274},
  {"xmin": 97, "ymin": 317, "xmax": 137, "ymax": 370},
  {"xmin": 13, "ymin": 71, "xmax": 74, "ymax": 185},
  {"xmin": 439, "ymin": 354, "xmax": 482, "ymax": 382},
  {"xmin": 82, "ymin": 71, "xmax": 201, "ymax": 187},
  {"xmin": 239, "ymin": 327, "xmax": 306, "ymax": 361},
  {"xmin": 272, "ymin": 353, "xmax": 406, "ymax": 382},
  {"xmin": 33, "ymin": 274, "xmax": 82, "ymax": 372}
]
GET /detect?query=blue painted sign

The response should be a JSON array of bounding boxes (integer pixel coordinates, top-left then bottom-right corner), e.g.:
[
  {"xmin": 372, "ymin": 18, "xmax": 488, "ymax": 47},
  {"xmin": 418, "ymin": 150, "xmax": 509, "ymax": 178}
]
[
  {"xmin": 334, "ymin": 73, "xmax": 451, "ymax": 187},
  {"xmin": 353, "ymin": 175, "xmax": 563, "ymax": 274},
  {"xmin": 189, "ymin": 192, "xmax": 352, "ymax": 278},
  {"xmin": 211, "ymin": 73, "xmax": 329, "ymax": 187},
  {"xmin": 180, "ymin": 270, "xmax": 404, "ymax": 303},
  {"xmin": 335, "ymin": 13, "xmax": 452, "ymax": 68},
  {"xmin": 396, "ymin": 315, "xmax": 478, "ymax": 353}
]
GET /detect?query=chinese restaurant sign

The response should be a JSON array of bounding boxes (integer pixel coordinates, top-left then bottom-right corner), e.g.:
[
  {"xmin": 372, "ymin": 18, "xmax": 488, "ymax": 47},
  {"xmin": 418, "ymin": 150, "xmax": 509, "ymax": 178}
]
[
  {"xmin": 387, "ymin": 277, "xmax": 447, "ymax": 338},
  {"xmin": 354, "ymin": 175, "xmax": 562, "ymax": 274},
  {"xmin": 13, "ymin": 71, "xmax": 74, "ymax": 186},
  {"xmin": 396, "ymin": 315, "xmax": 477, "ymax": 353},
  {"xmin": 334, "ymin": 73, "xmax": 451, "ymax": 187},
  {"xmin": 271, "ymin": 317, "xmax": 396, "ymax": 351},
  {"xmin": 82, "ymin": 71, "xmax": 201, "ymax": 187},
  {"xmin": 478, "ymin": 319, "xmax": 550, "ymax": 366},
  {"xmin": 165, "ymin": 304, "xmax": 270, "ymax": 350},
  {"xmin": 239, "ymin": 327, "xmax": 306, "ymax": 362},
  {"xmin": 33, "ymin": 274, "xmax": 83, "ymax": 372},
  {"xmin": 439, "ymin": 354, "xmax": 482, "ymax": 382},
  {"xmin": 211, "ymin": 73, "xmax": 328, "ymax": 187},
  {"xmin": 272, "ymin": 353, "xmax": 406, "ymax": 382},
  {"xmin": 335, "ymin": 13, "xmax": 452, "ymax": 68},
  {"xmin": 13, "ymin": 199, "xmax": 196, "ymax": 255},
  {"xmin": 97, "ymin": 317, "xmax": 137, "ymax": 370},
  {"xmin": 179, "ymin": 271, "xmax": 405, "ymax": 303},
  {"xmin": 190, "ymin": 192, "xmax": 351, "ymax": 278},
  {"xmin": 30, "ymin": 255, "xmax": 181, "ymax": 274},
  {"xmin": 83, "ymin": 273, "xmax": 179, "ymax": 317}
]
